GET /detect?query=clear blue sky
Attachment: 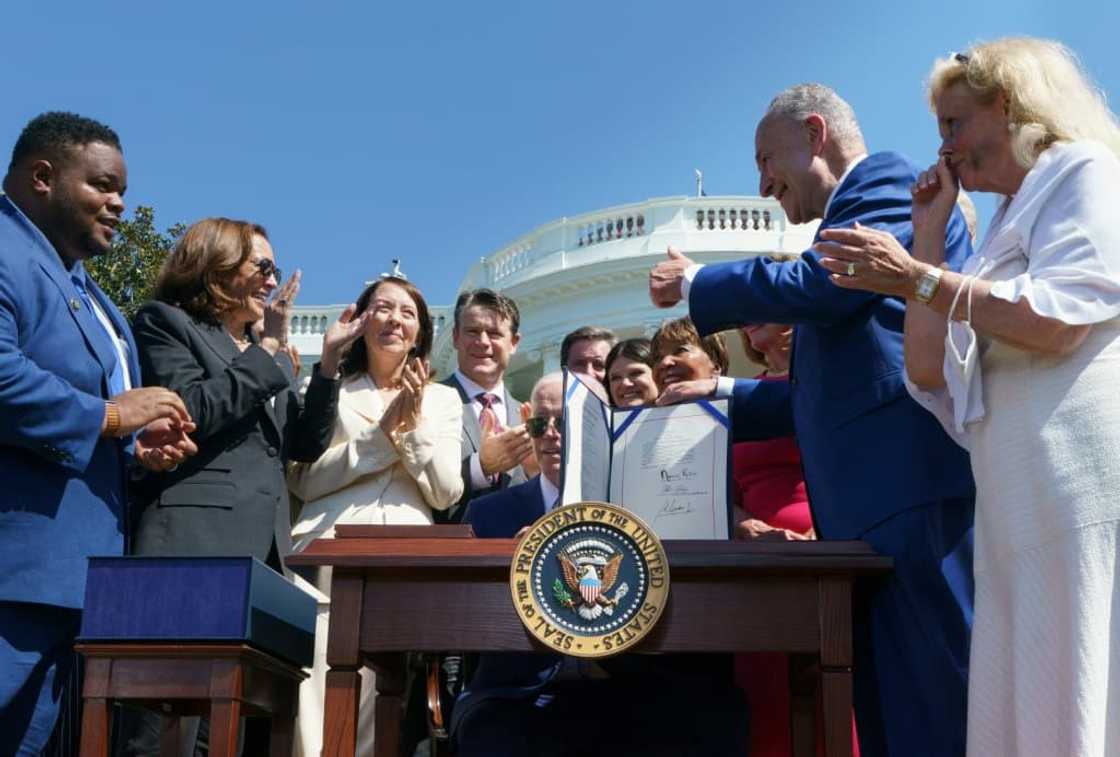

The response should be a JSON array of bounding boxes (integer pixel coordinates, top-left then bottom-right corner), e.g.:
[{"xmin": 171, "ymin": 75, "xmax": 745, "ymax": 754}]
[{"xmin": 5, "ymin": 0, "xmax": 1118, "ymax": 307}]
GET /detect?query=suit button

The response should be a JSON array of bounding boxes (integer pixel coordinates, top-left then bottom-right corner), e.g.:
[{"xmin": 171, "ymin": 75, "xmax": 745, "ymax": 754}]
[
  {"xmin": 790, "ymin": 377, "xmax": 799, "ymax": 386},
  {"xmin": 266, "ymin": 446, "xmax": 279, "ymax": 457}
]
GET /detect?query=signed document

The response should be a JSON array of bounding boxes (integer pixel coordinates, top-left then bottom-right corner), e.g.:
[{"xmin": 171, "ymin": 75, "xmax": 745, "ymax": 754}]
[{"xmin": 561, "ymin": 371, "xmax": 731, "ymax": 539}]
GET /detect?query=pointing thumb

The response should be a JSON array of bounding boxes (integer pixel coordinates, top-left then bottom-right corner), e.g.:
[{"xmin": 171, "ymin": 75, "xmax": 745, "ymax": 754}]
[{"xmin": 667, "ymin": 245, "xmax": 684, "ymax": 260}]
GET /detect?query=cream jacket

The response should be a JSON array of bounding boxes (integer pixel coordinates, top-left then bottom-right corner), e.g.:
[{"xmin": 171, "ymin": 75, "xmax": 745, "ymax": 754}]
[{"xmin": 288, "ymin": 374, "xmax": 464, "ymax": 551}]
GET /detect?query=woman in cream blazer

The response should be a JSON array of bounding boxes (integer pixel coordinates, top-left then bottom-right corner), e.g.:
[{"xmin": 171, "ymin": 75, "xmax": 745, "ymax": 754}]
[{"xmin": 287, "ymin": 276, "xmax": 463, "ymax": 757}]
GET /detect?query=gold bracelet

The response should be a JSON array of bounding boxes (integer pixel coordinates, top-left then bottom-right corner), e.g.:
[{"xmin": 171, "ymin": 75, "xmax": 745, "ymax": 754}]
[{"xmin": 104, "ymin": 401, "xmax": 121, "ymax": 437}]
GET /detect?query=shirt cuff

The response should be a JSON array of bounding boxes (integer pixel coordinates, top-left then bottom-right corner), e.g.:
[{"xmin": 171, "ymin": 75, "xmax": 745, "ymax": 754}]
[
  {"xmin": 469, "ymin": 452, "xmax": 491, "ymax": 489},
  {"xmin": 681, "ymin": 263, "xmax": 704, "ymax": 301},
  {"xmin": 714, "ymin": 376, "xmax": 735, "ymax": 399}
]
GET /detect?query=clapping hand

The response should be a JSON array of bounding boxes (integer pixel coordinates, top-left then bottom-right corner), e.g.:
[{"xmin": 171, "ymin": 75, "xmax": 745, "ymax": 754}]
[
  {"xmin": 135, "ymin": 415, "xmax": 198, "ymax": 472},
  {"xmin": 319, "ymin": 303, "xmax": 374, "ymax": 378},
  {"xmin": 478, "ymin": 408, "xmax": 533, "ymax": 478},
  {"xmin": 260, "ymin": 270, "xmax": 302, "ymax": 353},
  {"xmin": 379, "ymin": 358, "xmax": 429, "ymax": 436}
]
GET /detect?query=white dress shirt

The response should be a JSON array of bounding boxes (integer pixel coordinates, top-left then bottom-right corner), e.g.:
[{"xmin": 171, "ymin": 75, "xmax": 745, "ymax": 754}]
[{"xmin": 454, "ymin": 369, "xmax": 510, "ymax": 489}]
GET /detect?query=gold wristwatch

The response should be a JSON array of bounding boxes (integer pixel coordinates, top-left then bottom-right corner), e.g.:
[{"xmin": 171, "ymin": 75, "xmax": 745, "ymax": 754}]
[{"xmin": 914, "ymin": 266, "xmax": 943, "ymax": 305}]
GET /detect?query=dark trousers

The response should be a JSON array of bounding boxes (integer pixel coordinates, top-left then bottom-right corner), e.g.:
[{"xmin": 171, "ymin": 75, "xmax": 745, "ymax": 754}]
[
  {"xmin": 455, "ymin": 667, "xmax": 748, "ymax": 757},
  {"xmin": 0, "ymin": 601, "xmax": 82, "ymax": 757},
  {"xmin": 852, "ymin": 497, "xmax": 974, "ymax": 757}
]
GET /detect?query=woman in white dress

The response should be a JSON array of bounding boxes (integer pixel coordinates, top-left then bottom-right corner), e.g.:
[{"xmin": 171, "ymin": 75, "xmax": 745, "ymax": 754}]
[
  {"xmin": 813, "ymin": 37, "xmax": 1120, "ymax": 756},
  {"xmin": 287, "ymin": 275, "xmax": 464, "ymax": 756}
]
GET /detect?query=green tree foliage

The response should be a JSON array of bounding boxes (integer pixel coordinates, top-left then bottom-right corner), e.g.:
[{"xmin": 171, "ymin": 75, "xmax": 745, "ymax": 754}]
[{"xmin": 85, "ymin": 206, "xmax": 184, "ymax": 319}]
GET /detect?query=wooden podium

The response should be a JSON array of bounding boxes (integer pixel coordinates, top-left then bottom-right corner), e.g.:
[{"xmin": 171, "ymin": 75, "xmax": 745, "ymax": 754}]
[{"xmin": 287, "ymin": 525, "xmax": 891, "ymax": 757}]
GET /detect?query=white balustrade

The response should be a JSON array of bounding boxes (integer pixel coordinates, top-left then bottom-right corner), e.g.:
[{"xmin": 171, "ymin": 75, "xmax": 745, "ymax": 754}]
[{"xmin": 473, "ymin": 196, "xmax": 794, "ymax": 289}]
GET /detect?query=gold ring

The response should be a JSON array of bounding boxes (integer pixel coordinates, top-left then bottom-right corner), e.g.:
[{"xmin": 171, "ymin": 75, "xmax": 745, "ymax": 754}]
[{"xmin": 846, "ymin": 262, "xmax": 856, "ymax": 277}]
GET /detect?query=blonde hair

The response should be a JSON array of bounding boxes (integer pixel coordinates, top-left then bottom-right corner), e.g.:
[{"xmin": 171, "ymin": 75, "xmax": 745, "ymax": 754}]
[{"xmin": 929, "ymin": 37, "xmax": 1120, "ymax": 169}]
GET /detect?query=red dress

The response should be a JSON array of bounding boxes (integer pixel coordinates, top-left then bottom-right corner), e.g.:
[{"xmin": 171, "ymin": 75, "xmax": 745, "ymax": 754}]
[{"xmin": 732, "ymin": 374, "xmax": 858, "ymax": 757}]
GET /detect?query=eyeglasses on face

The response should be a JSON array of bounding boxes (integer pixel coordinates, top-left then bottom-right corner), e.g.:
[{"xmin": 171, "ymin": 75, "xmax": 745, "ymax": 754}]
[
  {"xmin": 526, "ymin": 415, "xmax": 563, "ymax": 438},
  {"xmin": 251, "ymin": 258, "xmax": 283, "ymax": 283}
]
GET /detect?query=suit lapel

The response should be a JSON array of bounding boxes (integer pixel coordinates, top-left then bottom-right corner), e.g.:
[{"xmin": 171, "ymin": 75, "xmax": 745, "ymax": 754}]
[
  {"xmin": 517, "ymin": 477, "xmax": 546, "ymax": 526},
  {"xmin": 35, "ymin": 259, "xmax": 118, "ymax": 392},
  {"xmin": 446, "ymin": 375, "xmax": 482, "ymax": 452},
  {"xmin": 339, "ymin": 373, "xmax": 382, "ymax": 424},
  {"xmin": 249, "ymin": 331, "xmax": 283, "ymax": 436},
  {"xmin": 189, "ymin": 317, "xmax": 241, "ymax": 367}
]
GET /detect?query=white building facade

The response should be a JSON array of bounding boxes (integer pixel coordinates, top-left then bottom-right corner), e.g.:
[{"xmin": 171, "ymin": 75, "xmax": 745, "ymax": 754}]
[{"xmin": 289, "ymin": 195, "xmax": 817, "ymax": 398}]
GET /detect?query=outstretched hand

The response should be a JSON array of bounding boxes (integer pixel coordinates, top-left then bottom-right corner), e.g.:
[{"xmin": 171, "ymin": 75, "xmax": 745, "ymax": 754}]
[
  {"xmin": 655, "ymin": 377, "xmax": 718, "ymax": 406},
  {"xmin": 815, "ymin": 223, "xmax": 924, "ymax": 298},
  {"xmin": 648, "ymin": 246, "xmax": 697, "ymax": 308},
  {"xmin": 320, "ymin": 303, "xmax": 373, "ymax": 377}
]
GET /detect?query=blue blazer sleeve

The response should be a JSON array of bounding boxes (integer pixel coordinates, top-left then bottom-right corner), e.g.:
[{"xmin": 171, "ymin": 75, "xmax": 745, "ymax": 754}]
[
  {"xmin": 730, "ymin": 378, "xmax": 794, "ymax": 441},
  {"xmin": 690, "ymin": 249, "xmax": 880, "ymax": 333},
  {"xmin": 688, "ymin": 152, "xmax": 973, "ymax": 336},
  {"xmin": 0, "ymin": 256, "xmax": 106, "ymax": 471}
]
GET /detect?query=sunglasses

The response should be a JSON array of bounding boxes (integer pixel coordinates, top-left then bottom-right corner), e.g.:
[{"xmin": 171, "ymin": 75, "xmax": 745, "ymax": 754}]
[
  {"xmin": 251, "ymin": 258, "xmax": 283, "ymax": 283},
  {"xmin": 526, "ymin": 415, "xmax": 563, "ymax": 438}
]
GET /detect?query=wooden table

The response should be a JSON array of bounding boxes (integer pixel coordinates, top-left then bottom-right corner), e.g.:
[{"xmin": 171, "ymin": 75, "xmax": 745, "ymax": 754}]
[
  {"xmin": 75, "ymin": 642, "xmax": 305, "ymax": 757},
  {"xmin": 288, "ymin": 526, "xmax": 891, "ymax": 757}
]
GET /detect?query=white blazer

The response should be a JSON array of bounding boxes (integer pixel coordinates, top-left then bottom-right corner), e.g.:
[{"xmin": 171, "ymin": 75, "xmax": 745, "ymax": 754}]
[{"xmin": 288, "ymin": 374, "xmax": 464, "ymax": 551}]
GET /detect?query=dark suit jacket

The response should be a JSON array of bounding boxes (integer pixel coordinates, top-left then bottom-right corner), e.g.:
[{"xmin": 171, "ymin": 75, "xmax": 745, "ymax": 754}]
[
  {"xmin": 691, "ymin": 151, "xmax": 977, "ymax": 538},
  {"xmin": 453, "ymin": 477, "xmax": 562, "ymax": 735},
  {"xmin": 0, "ymin": 196, "xmax": 140, "ymax": 609},
  {"xmin": 437, "ymin": 373, "xmax": 526, "ymax": 523},
  {"xmin": 130, "ymin": 300, "xmax": 339, "ymax": 564}
]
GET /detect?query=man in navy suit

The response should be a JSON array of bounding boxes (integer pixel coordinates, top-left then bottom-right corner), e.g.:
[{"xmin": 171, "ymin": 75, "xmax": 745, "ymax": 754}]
[
  {"xmin": 454, "ymin": 373, "xmax": 746, "ymax": 757},
  {"xmin": 0, "ymin": 112, "xmax": 195, "ymax": 753},
  {"xmin": 650, "ymin": 84, "xmax": 976, "ymax": 756}
]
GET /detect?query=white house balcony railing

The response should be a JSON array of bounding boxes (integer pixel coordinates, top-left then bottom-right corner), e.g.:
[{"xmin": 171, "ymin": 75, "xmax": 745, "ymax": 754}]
[{"xmin": 462, "ymin": 195, "xmax": 806, "ymax": 292}]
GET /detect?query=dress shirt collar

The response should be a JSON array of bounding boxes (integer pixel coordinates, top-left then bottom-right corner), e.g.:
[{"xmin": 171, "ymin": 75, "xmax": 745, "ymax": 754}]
[
  {"xmin": 455, "ymin": 369, "xmax": 506, "ymax": 407},
  {"xmin": 539, "ymin": 474, "xmax": 560, "ymax": 512},
  {"xmin": 822, "ymin": 153, "xmax": 869, "ymax": 220}
]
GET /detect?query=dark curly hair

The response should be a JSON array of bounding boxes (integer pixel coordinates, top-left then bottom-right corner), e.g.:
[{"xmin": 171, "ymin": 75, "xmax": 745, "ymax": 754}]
[
  {"xmin": 339, "ymin": 277, "xmax": 434, "ymax": 380},
  {"xmin": 8, "ymin": 112, "xmax": 121, "ymax": 173}
]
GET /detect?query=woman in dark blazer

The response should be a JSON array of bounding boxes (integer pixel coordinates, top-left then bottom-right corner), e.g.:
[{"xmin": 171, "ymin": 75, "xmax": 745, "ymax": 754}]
[{"xmin": 129, "ymin": 217, "xmax": 368, "ymax": 569}]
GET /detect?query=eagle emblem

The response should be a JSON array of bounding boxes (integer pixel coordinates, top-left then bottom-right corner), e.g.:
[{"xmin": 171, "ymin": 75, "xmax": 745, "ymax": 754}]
[{"xmin": 555, "ymin": 539, "xmax": 630, "ymax": 620}]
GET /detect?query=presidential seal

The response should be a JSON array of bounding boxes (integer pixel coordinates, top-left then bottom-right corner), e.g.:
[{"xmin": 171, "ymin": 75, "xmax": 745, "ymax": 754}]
[{"xmin": 510, "ymin": 502, "xmax": 669, "ymax": 658}]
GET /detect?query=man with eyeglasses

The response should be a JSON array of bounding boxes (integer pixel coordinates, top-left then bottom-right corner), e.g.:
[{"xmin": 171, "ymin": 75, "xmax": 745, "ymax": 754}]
[{"xmin": 452, "ymin": 373, "xmax": 747, "ymax": 757}]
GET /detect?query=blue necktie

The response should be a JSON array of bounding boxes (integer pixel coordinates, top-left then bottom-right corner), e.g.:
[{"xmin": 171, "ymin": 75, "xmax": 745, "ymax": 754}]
[{"xmin": 71, "ymin": 275, "xmax": 126, "ymax": 398}]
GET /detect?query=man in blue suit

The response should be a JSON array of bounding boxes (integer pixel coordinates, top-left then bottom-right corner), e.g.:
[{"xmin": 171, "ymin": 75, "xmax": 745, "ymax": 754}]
[
  {"xmin": 650, "ymin": 84, "xmax": 976, "ymax": 756},
  {"xmin": 0, "ymin": 112, "xmax": 195, "ymax": 753},
  {"xmin": 454, "ymin": 373, "xmax": 746, "ymax": 757}
]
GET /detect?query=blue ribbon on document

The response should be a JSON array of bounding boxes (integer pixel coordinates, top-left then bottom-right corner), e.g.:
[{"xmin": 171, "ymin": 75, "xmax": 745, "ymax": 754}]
[
  {"xmin": 696, "ymin": 400, "xmax": 730, "ymax": 429},
  {"xmin": 610, "ymin": 409, "xmax": 641, "ymax": 442}
]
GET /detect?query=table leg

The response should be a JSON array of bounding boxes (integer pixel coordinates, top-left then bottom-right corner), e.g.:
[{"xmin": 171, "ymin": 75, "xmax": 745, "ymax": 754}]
[
  {"xmin": 820, "ymin": 669, "xmax": 853, "ymax": 757},
  {"xmin": 369, "ymin": 654, "xmax": 406, "ymax": 757},
  {"xmin": 270, "ymin": 684, "xmax": 297, "ymax": 757},
  {"xmin": 323, "ymin": 668, "xmax": 360, "ymax": 757},
  {"xmin": 78, "ymin": 697, "xmax": 110, "ymax": 757},
  {"xmin": 788, "ymin": 654, "xmax": 817, "ymax": 757},
  {"xmin": 209, "ymin": 699, "xmax": 242, "ymax": 757}
]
